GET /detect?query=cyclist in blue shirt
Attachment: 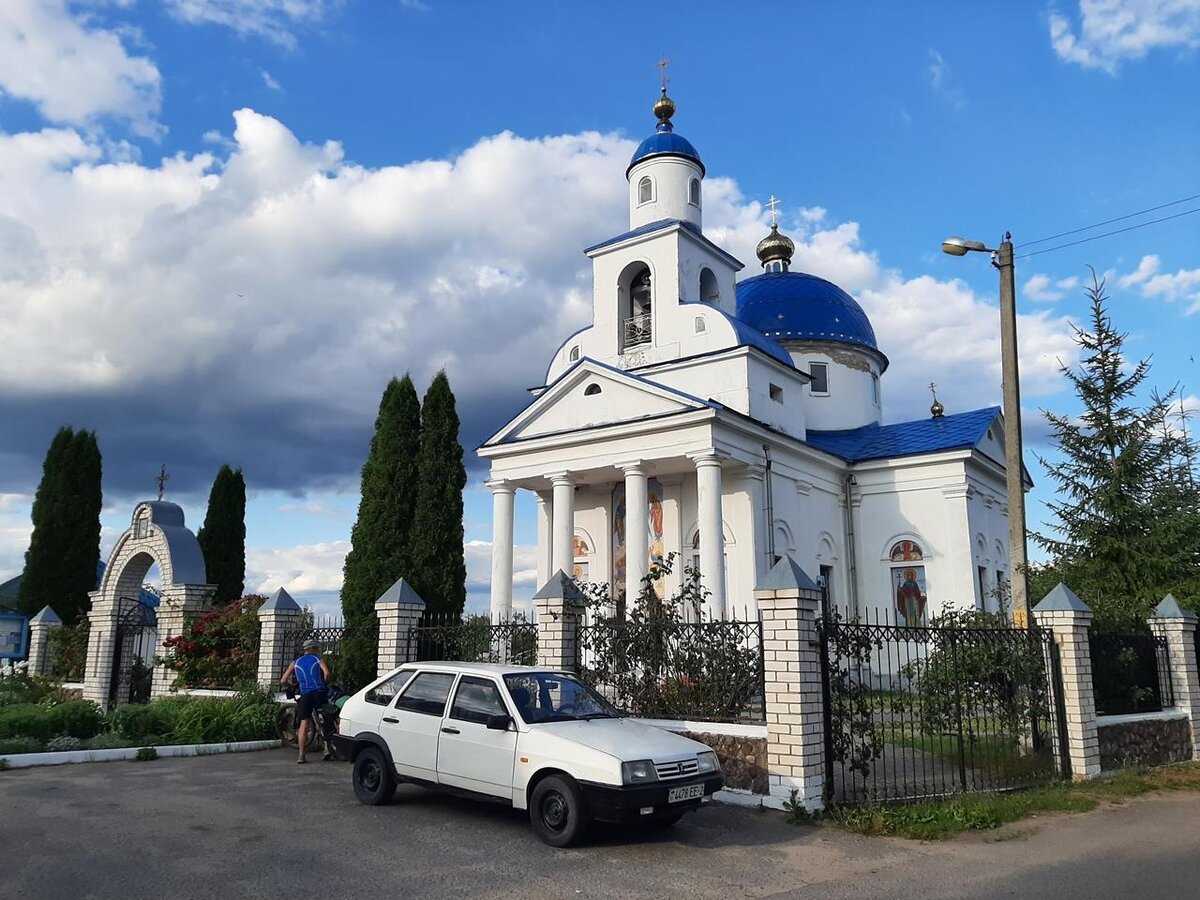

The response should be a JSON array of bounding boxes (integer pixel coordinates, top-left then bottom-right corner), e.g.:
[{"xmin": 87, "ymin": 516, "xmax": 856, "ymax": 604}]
[{"xmin": 281, "ymin": 639, "xmax": 330, "ymax": 764}]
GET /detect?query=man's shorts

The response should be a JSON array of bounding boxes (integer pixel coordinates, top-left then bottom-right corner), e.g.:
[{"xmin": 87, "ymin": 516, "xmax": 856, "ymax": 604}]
[{"xmin": 295, "ymin": 689, "xmax": 329, "ymax": 723}]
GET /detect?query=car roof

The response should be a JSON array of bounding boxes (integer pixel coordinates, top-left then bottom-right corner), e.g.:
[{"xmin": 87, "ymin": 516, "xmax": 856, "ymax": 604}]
[{"xmin": 396, "ymin": 661, "xmax": 565, "ymax": 678}]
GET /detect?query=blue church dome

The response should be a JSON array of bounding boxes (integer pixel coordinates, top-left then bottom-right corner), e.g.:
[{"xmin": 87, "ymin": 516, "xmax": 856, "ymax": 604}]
[
  {"xmin": 626, "ymin": 90, "xmax": 705, "ymax": 177},
  {"xmin": 736, "ymin": 271, "xmax": 885, "ymax": 362}
]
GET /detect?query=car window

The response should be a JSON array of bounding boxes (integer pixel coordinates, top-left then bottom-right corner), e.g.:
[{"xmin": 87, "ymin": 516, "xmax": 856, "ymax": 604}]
[
  {"xmin": 504, "ymin": 672, "xmax": 619, "ymax": 724},
  {"xmin": 395, "ymin": 671, "xmax": 456, "ymax": 716},
  {"xmin": 364, "ymin": 670, "xmax": 414, "ymax": 706},
  {"xmin": 449, "ymin": 676, "xmax": 508, "ymax": 725}
]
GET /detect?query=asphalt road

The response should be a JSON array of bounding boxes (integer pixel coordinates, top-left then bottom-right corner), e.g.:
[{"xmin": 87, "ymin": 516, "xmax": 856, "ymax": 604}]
[{"xmin": 3, "ymin": 748, "xmax": 1200, "ymax": 899}]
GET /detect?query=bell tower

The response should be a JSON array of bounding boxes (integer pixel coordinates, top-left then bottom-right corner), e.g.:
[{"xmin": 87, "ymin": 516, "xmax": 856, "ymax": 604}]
[{"xmin": 626, "ymin": 65, "xmax": 705, "ymax": 231}]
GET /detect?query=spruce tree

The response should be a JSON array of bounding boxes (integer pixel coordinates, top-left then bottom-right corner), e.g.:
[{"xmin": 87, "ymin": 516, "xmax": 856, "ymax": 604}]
[
  {"xmin": 196, "ymin": 464, "xmax": 247, "ymax": 605},
  {"xmin": 340, "ymin": 375, "xmax": 422, "ymax": 685},
  {"xmin": 409, "ymin": 371, "xmax": 467, "ymax": 618},
  {"xmin": 18, "ymin": 427, "xmax": 103, "ymax": 625},
  {"xmin": 1032, "ymin": 272, "xmax": 1198, "ymax": 625}
]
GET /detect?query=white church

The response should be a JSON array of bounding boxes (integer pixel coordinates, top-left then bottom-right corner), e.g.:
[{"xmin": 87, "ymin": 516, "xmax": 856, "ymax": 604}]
[{"xmin": 479, "ymin": 88, "xmax": 1022, "ymax": 625}]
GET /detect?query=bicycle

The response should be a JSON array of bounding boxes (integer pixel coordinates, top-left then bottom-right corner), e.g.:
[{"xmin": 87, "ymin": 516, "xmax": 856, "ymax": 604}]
[{"xmin": 278, "ymin": 681, "xmax": 349, "ymax": 760}]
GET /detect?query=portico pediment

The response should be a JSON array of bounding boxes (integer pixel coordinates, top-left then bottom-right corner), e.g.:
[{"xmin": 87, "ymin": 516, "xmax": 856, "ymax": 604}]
[{"xmin": 483, "ymin": 359, "xmax": 712, "ymax": 446}]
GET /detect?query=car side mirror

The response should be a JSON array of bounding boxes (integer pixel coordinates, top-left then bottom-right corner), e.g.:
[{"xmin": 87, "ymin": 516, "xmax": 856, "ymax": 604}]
[{"xmin": 486, "ymin": 714, "xmax": 512, "ymax": 731}]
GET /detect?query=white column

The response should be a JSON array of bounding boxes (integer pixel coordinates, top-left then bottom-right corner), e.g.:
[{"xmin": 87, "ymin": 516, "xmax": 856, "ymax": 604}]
[
  {"xmin": 535, "ymin": 492, "xmax": 551, "ymax": 587},
  {"xmin": 621, "ymin": 462, "xmax": 649, "ymax": 602},
  {"xmin": 693, "ymin": 453, "xmax": 726, "ymax": 619},
  {"xmin": 744, "ymin": 464, "xmax": 769, "ymax": 589},
  {"xmin": 488, "ymin": 479, "xmax": 516, "ymax": 618},
  {"xmin": 550, "ymin": 473, "xmax": 575, "ymax": 577}
]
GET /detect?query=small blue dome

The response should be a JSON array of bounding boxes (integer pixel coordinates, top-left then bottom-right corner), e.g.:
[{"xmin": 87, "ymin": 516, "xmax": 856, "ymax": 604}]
[
  {"xmin": 627, "ymin": 130, "xmax": 705, "ymax": 177},
  {"xmin": 736, "ymin": 271, "xmax": 885, "ymax": 364}
]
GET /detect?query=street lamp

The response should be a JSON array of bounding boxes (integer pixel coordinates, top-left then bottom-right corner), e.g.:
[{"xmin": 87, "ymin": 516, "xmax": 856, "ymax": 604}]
[{"xmin": 942, "ymin": 232, "xmax": 1030, "ymax": 626}]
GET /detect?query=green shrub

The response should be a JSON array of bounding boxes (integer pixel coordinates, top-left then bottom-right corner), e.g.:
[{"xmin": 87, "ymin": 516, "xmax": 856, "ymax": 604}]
[
  {"xmin": 107, "ymin": 703, "xmax": 177, "ymax": 740},
  {"xmin": 167, "ymin": 692, "xmax": 277, "ymax": 744},
  {"xmin": 0, "ymin": 700, "xmax": 104, "ymax": 741},
  {"xmin": 0, "ymin": 758, "xmax": 9, "ymax": 771},
  {"xmin": 135, "ymin": 747, "xmax": 158, "ymax": 762},
  {"xmin": 85, "ymin": 733, "xmax": 133, "ymax": 750},
  {"xmin": 0, "ymin": 672, "xmax": 71, "ymax": 708},
  {"xmin": 160, "ymin": 595, "xmax": 265, "ymax": 689},
  {"xmin": 0, "ymin": 736, "xmax": 43, "ymax": 754}
]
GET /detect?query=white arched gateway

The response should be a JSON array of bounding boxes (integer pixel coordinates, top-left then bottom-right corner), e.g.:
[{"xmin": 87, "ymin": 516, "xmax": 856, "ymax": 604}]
[{"xmin": 83, "ymin": 501, "xmax": 215, "ymax": 707}]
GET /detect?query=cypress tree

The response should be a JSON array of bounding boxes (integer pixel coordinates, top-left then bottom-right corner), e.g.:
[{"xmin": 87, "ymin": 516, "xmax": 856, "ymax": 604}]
[
  {"xmin": 18, "ymin": 427, "xmax": 103, "ymax": 625},
  {"xmin": 409, "ymin": 371, "xmax": 467, "ymax": 618},
  {"xmin": 1031, "ymin": 272, "xmax": 1199, "ymax": 625},
  {"xmin": 341, "ymin": 375, "xmax": 422, "ymax": 685},
  {"xmin": 196, "ymin": 464, "xmax": 247, "ymax": 605}
]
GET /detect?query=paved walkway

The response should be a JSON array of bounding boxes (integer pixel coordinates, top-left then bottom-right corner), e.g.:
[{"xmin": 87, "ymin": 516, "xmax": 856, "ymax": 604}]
[{"xmin": 2, "ymin": 748, "xmax": 1199, "ymax": 899}]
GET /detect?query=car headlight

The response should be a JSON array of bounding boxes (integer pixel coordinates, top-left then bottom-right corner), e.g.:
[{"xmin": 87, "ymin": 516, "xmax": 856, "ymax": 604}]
[
  {"xmin": 621, "ymin": 759, "xmax": 658, "ymax": 784},
  {"xmin": 696, "ymin": 751, "xmax": 720, "ymax": 774}
]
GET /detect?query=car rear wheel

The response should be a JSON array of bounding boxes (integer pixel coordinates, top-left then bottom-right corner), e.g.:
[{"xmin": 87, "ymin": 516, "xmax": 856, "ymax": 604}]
[
  {"xmin": 529, "ymin": 774, "xmax": 589, "ymax": 847},
  {"xmin": 352, "ymin": 746, "xmax": 396, "ymax": 805}
]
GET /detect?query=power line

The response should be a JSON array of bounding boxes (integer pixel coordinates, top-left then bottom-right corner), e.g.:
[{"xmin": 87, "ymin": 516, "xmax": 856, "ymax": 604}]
[
  {"xmin": 1018, "ymin": 191, "xmax": 1200, "ymax": 249},
  {"xmin": 1014, "ymin": 206, "xmax": 1200, "ymax": 260}
]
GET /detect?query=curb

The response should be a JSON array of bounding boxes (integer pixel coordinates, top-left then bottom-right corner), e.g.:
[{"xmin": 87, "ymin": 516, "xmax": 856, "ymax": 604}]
[{"xmin": 1, "ymin": 739, "xmax": 282, "ymax": 769}]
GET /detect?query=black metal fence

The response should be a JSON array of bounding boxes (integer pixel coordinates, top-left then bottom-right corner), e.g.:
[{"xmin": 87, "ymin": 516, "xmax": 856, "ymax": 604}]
[
  {"xmin": 407, "ymin": 612, "xmax": 538, "ymax": 666},
  {"xmin": 1090, "ymin": 632, "xmax": 1174, "ymax": 716},
  {"xmin": 576, "ymin": 616, "xmax": 765, "ymax": 723},
  {"xmin": 281, "ymin": 619, "xmax": 379, "ymax": 674},
  {"xmin": 820, "ymin": 611, "xmax": 1068, "ymax": 804}
]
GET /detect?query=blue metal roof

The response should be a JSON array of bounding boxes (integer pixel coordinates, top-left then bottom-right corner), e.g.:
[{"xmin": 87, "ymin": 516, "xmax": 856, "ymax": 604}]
[
  {"xmin": 736, "ymin": 271, "xmax": 883, "ymax": 360},
  {"xmin": 627, "ymin": 128, "xmax": 705, "ymax": 177},
  {"xmin": 805, "ymin": 406, "xmax": 1000, "ymax": 463}
]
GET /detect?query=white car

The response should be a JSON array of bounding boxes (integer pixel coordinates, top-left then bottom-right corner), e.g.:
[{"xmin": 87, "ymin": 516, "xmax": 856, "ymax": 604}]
[{"xmin": 330, "ymin": 661, "xmax": 725, "ymax": 846}]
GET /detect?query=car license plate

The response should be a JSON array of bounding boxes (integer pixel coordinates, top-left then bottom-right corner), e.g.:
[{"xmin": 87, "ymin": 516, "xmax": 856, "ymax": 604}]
[{"xmin": 667, "ymin": 783, "xmax": 705, "ymax": 803}]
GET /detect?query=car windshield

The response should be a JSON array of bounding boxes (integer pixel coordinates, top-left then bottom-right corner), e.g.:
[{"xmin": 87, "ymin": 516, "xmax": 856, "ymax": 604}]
[{"xmin": 503, "ymin": 672, "xmax": 620, "ymax": 724}]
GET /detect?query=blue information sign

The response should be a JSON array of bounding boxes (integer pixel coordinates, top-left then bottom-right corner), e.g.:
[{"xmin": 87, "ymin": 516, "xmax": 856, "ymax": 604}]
[{"xmin": 0, "ymin": 611, "xmax": 29, "ymax": 661}]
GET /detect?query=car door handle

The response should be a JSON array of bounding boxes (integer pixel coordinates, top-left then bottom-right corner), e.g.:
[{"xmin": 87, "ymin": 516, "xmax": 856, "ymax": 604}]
[
  {"xmin": 440, "ymin": 726, "xmax": 460, "ymax": 735},
  {"xmin": 382, "ymin": 717, "xmax": 399, "ymax": 724}
]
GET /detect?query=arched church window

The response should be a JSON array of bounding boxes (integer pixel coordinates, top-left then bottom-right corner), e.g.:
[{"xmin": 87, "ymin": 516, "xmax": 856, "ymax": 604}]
[
  {"xmin": 134, "ymin": 514, "xmax": 150, "ymax": 540},
  {"xmin": 689, "ymin": 178, "xmax": 701, "ymax": 207},
  {"xmin": 569, "ymin": 346, "xmax": 580, "ymax": 362},
  {"xmin": 638, "ymin": 176, "xmax": 654, "ymax": 204},
  {"xmin": 889, "ymin": 540, "xmax": 927, "ymax": 627},
  {"xmin": 584, "ymin": 383, "xmax": 602, "ymax": 396},
  {"xmin": 694, "ymin": 317, "xmax": 706, "ymax": 334},
  {"xmin": 699, "ymin": 267, "xmax": 719, "ymax": 304},
  {"xmin": 621, "ymin": 264, "xmax": 653, "ymax": 351}
]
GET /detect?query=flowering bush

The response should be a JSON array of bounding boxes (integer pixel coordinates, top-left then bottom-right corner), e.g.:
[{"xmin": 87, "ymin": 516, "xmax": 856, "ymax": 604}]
[{"xmin": 160, "ymin": 595, "xmax": 265, "ymax": 689}]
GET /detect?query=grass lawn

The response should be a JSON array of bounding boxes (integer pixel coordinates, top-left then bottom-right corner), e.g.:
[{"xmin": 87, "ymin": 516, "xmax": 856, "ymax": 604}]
[{"xmin": 794, "ymin": 762, "xmax": 1200, "ymax": 840}]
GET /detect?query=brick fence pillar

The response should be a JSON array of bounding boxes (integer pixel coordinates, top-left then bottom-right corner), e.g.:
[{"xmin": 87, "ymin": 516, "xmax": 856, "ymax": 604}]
[
  {"xmin": 27, "ymin": 606, "xmax": 62, "ymax": 677},
  {"xmin": 754, "ymin": 555, "xmax": 826, "ymax": 811},
  {"xmin": 375, "ymin": 578, "xmax": 427, "ymax": 677},
  {"xmin": 1033, "ymin": 583, "xmax": 1101, "ymax": 780},
  {"xmin": 533, "ymin": 570, "xmax": 585, "ymax": 671},
  {"xmin": 257, "ymin": 587, "xmax": 304, "ymax": 690},
  {"xmin": 1148, "ymin": 594, "xmax": 1200, "ymax": 760},
  {"xmin": 152, "ymin": 584, "xmax": 217, "ymax": 699}
]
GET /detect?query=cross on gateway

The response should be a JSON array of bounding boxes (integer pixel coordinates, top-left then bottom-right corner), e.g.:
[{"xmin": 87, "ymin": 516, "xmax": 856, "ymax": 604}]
[
  {"xmin": 155, "ymin": 464, "xmax": 170, "ymax": 501},
  {"xmin": 766, "ymin": 195, "xmax": 781, "ymax": 227}
]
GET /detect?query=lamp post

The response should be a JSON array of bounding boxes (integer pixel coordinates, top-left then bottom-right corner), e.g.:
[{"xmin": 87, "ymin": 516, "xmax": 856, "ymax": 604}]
[{"xmin": 942, "ymin": 233, "xmax": 1030, "ymax": 626}]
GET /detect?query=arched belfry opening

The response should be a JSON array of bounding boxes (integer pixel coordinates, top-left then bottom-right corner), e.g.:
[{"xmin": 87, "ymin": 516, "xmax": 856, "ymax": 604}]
[
  {"xmin": 699, "ymin": 267, "xmax": 719, "ymax": 304},
  {"xmin": 618, "ymin": 261, "xmax": 653, "ymax": 351},
  {"xmin": 84, "ymin": 500, "xmax": 216, "ymax": 708}
]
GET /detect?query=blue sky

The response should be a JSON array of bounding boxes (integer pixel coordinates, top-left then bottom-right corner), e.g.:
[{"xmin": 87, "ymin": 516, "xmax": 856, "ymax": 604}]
[{"xmin": 0, "ymin": 1, "xmax": 1197, "ymax": 615}]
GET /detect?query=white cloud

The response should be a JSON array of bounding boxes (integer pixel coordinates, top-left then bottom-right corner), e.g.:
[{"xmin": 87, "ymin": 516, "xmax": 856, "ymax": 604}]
[
  {"xmin": 1118, "ymin": 253, "xmax": 1200, "ymax": 313},
  {"xmin": 245, "ymin": 538, "xmax": 348, "ymax": 594},
  {"xmin": 164, "ymin": 0, "xmax": 333, "ymax": 47},
  {"xmin": 0, "ymin": 494, "xmax": 32, "ymax": 584},
  {"xmin": 1050, "ymin": 0, "xmax": 1200, "ymax": 73},
  {"xmin": 1024, "ymin": 273, "xmax": 1080, "ymax": 302},
  {"xmin": 0, "ymin": 0, "xmax": 162, "ymax": 136},
  {"xmin": 260, "ymin": 69, "xmax": 282, "ymax": 92},
  {"xmin": 926, "ymin": 49, "xmax": 966, "ymax": 108}
]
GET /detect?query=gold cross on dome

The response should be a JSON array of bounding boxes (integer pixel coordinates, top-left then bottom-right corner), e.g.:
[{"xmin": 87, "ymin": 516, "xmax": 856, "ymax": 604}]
[
  {"xmin": 657, "ymin": 57, "xmax": 671, "ymax": 92},
  {"xmin": 766, "ymin": 195, "xmax": 781, "ymax": 227},
  {"xmin": 155, "ymin": 464, "xmax": 170, "ymax": 501}
]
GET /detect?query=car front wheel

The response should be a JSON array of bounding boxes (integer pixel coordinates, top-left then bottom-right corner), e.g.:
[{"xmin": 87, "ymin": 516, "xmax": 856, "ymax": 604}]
[
  {"xmin": 352, "ymin": 745, "xmax": 396, "ymax": 806},
  {"xmin": 529, "ymin": 774, "xmax": 589, "ymax": 847}
]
